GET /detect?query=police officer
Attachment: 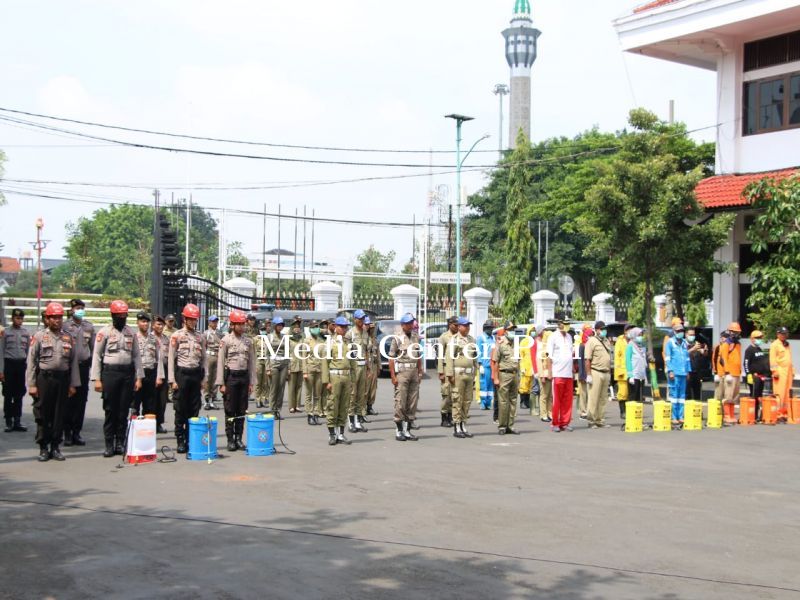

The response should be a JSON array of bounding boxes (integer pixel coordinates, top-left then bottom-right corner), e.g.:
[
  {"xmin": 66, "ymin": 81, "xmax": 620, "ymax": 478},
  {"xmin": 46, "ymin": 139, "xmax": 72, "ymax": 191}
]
[
  {"xmin": 365, "ymin": 316, "xmax": 380, "ymax": 417},
  {"xmin": 303, "ymin": 320, "xmax": 324, "ymax": 425},
  {"xmin": 389, "ymin": 313, "xmax": 422, "ymax": 442},
  {"xmin": 63, "ymin": 298, "xmax": 94, "ymax": 445},
  {"xmin": 492, "ymin": 321, "xmax": 521, "ymax": 435},
  {"xmin": 318, "ymin": 318, "xmax": 332, "ymax": 421},
  {"xmin": 287, "ymin": 318, "xmax": 305, "ymax": 413},
  {"xmin": 27, "ymin": 302, "xmax": 80, "ymax": 461},
  {"xmin": 345, "ymin": 309, "xmax": 370, "ymax": 433},
  {"xmin": 254, "ymin": 322, "xmax": 270, "ymax": 408},
  {"xmin": 321, "ymin": 316, "xmax": 355, "ymax": 445},
  {"xmin": 437, "ymin": 316, "xmax": 458, "ymax": 427},
  {"xmin": 164, "ymin": 314, "xmax": 177, "ymax": 338},
  {"xmin": 91, "ymin": 300, "xmax": 144, "ymax": 458},
  {"xmin": 1, "ymin": 308, "xmax": 31, "ymax": 433},
  {"xmin": 133, "ymin": 312, "xmax": 164, "ymax": 416},
  {"xmin": 152, "ymin": 315, "xmax": 170, "ymax": 433},
  {"xmin": 446, "ymin": 317, "xmax": 478, "ymax": 439},
  {"xmin": 203, "ymin": 315, "xmax": 222, "ymax": 410},
  {"xmin": 217, "ymin": 310, "xmax": 256, "ymax": 451},
  {"xmin": 168, "ymin": 303, "xmax": 207, "ymax": 454},
  {"xmin": 267, "ymin": 316, "xmax": 289, "ymax": 418}
]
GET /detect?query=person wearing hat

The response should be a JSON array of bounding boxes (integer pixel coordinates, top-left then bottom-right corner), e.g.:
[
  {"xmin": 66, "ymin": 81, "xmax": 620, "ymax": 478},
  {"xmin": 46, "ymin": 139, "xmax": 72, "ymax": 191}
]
[
  {"xmin": 546, "ymin": 319, "xmax": 575, "ymax": 432},
  {"xmin": 613, "ymin": 324, "xmax": 633, "ymax": 419},
  {"xmin": 344, "ymin": 309, "xmax": 370, "ymax": 432},
  {"xmin": 203, "ymin": 315, "xmax": 222, "ymax": 411},
  {"xmin": 770, "ymin": 326, "xmax": 795, "ymax": 422},
  {"xmin": 389, "ymin": 313, "xmax": 422, "ymax": 441},
  {"xmin": 217, "ymin": 310, "xmax": 256, "ymax": 451},
  {"xmin": 491, "ymin": 321, "xmax": 521, "ymax": 435},
  {"xmin": 166, "ymin": 303, "xmax": 207, "ymax": 454},
  {"xmin": 584, "ymin": 321, "xmax": 613, "ymax": 429},
  {"xmin": 664, "ymin": 321, "xmax": 691, "ymax": 428},
  {"xmin": 317, "ymin": 318, "xmax": 333, "ymax": 420},
  {"xmin": 686, "ymin": 328, "xmax": 709, "ymax": 402},
  {"xmin": 535, "ymin": 326, "xmax": 553, "ymax": 422},
  {"xmin": 287, "ymin": 317, "xmax": 305, "ymax": 414},
  {"xmin": 476, "ymin": 320, "xmax": 496, "ymax": 411},
  {"xmin": 625, "ymin": 327, "xmax": 648, "ymax": 407},
  {"xmin": 744, "ymin": 330, "xmax": 771, "ymax": 421},
  {"xmin": 266, "ymin": 316, "xmax": 289, "ymax": 418},
  {"xmin": 437, "ymin": 316, "xmax": 459, "ymax": 427},
  {"xmin": 321, "ymin": 316, "xmax": 356, "ymax": 445},
  {"xmin": 63, "ymin": 298, "xmax": 95, "ymax": 445},
  {"xmin": 0, "ymin": 308, "xmax": 31, "ymax": 433},
  {"xmin": 517, "ymin": 324, "xmax": 536, "ymax": 412},
  {"xmin": 718, "ymin": 321, "xmax": 743, "ymax": 425},
  {"xmin": 91, "ymin": 300, "xmax": 145, "ymax": 457},
  {"xmin": 254, "ymin": 320, "xmax": 271, "ymax": 409},
  {"xmin": 303, "ymin": 320, "xmax": 325, "ymax": 425},
  {"xmin": 575, "ymin": 323, "xmax": 594, "ymax": 420},
  {"xmin": 26, "ymin": 303, "xmax": 81, "ymax": 461},
  {"xmin": 445, "ymin": 317, "xmax": 478, "ymax": 439},
  {"xmin": 164, "ymin": 314, "xmax": 177, "ymax": 338},
  {"xmin": 133, "ymin": 312, "xmax": 164, "ymax": 417},
  {"xmin": 365, "ymin": 316, "xmax": 380, "ymax": 416},
  {"xmin": 152, "ymin": 316, "xmax": 170, "ymax": 433}
]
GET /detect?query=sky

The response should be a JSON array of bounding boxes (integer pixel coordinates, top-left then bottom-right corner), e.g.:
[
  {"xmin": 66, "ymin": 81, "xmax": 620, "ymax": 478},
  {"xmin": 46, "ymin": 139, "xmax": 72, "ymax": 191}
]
[{"xmin": 0, "ymin": 0, "xmax": 717, "ymax": 275}]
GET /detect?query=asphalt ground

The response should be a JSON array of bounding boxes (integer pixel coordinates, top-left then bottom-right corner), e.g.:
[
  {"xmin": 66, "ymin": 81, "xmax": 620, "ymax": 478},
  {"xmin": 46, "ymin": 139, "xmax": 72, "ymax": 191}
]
[{"xmin": 1, "ymin": 376, "xmax": 799, "ymax": 600}]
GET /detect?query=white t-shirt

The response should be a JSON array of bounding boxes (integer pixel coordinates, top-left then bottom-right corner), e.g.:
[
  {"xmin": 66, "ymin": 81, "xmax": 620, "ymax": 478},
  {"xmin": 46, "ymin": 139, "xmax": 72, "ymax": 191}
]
[{"xmin": 546, "ymin": 331, "xmax": 574, "ymax": 379}]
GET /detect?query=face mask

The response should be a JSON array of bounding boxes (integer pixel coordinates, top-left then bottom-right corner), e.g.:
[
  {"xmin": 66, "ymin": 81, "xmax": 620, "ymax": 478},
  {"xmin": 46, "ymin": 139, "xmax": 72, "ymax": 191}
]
[
  {"xmin": 675, "ymin": 332, "xmax": 684, "ymax": 340},
  {"xmin": 599, "ymin": 330, "xmax": 607, "ymax": 339},
  {"xmin": 757, "ymin": 340, "xmax": 768, "ymax": 349},
  {"xmin": 635, "ymin": 336, "xmax": 644, "ymax": 345},
  {"xmin": 310, "ymin": 328, "xmax": 320, "ymax": 337},
  {"xmin": 687, "ymin": 335, "xmax": 696, "ymax": 343},
  {"xmin": 112, "ymin": 316, "xmax": 127, "ymax": 331},
  {"xmin": 73, "ymin": 309, "xmax": 85, "ymax": 319}
]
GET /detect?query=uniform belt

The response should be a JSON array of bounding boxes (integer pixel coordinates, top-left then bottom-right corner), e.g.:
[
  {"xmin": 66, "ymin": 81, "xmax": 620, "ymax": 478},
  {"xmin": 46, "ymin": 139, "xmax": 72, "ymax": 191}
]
[
  {"xmin": 355, "ymin": 360, "xmax": 366, "ymax": 367},
  {"xmin": 228, "ymin": 369, "xmax": 248, "ymax": 376},
  {"xmin": 501, "ymin": 369, "xmax": 517, "ymax": 373},
  {"xmin": 177, "ymin": 366, "xmax": 202, "ymax": 374},
  {"xmin": 79, "ymin": 359, "xmax": 91, "ymax": 367},
  {"xmin": 329, "ymin": 369, "xmax": 350, "ymax": 375},
  {"xmin": 143, "ymin": 366, "xmax": 157, "ymax": 373},
  {"xmin": 206, "ymin": 351, "xmax": 218, "ymax": 356},
  {"xmin": 103, "ymin": 364, "xmax": 134, "ymax": 372},
  {"xmin": 454, "ymin": 367, "xmax": 474, "ymax": 374},
  {"xmin": 395, "ymin": 363, "xmax": 416, "ymax": 370},
  {"xmin": 591, "ymin": 368, "xmax": 609, "ymax": 373},
  {"xmin": 40, "ymin": 369, "xmax": 68, "ymax": 378},
  {"xmin": 3, "ymin": 358, "xmax": 26, "ymax": 364}
]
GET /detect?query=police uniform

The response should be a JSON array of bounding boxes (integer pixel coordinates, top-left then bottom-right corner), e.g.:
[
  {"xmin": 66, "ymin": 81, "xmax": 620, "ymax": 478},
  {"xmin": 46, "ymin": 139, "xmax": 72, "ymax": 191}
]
[
  {"xmin": 389, "ymin": 314, "xmax": 422, "ymax": 441},
  {"xmin": 366, "ymin": 319, "xmax": 380, "ymax": 415},
  {"xmin": 585, "ymin": 323, "xmax": 613, "ymax": 428},
  {"xmin": 168, "ymin": 325, "xmax": 207, "ymax": 453},
  {"xmin": 437, "ymin": 318, "xmax": 458, "ymax": 427},
  {"xmin": 63, "ymin": 306, "xmax": 95, "ymax": 444},
  {"xmin": 154, "ymin": 319, "xmax": 170, "ymax": 433},
  {"xmin": 204, "ymin": 319, "xmax": 222, "ymax": 409},
  {"xmin": 133, "ymin": 317, "xmax": 165, "ymax": 416},
  {"xmin": 303, "ymin": 328, "xmax": 325, "ymax": 425},
  {"xmin": 445, "ymin": 319, "xmax": 478, "ymax": 438},
  {"xmin": 345, "ymin": 313, "xmax": 370, "ymax": 432},
  {"xmin": 322, "ymin": 318, "xmax": 356, "ymax": 445},
  {"xmin": 1, "ymin": 310, "xmax": 31, "ymax": 432},
  {"xmin": 91, "ymin": 321, "xmax": 145, "ymax": 455},
  {"xmin": 267, "ymin": 321, "xmax": 289, "ymax": 415},
  {"xmin": 216, "ymin": 327, "xmax": 256, "ymax": 451},
  {"xmin": 27, "ymin": 319, "xmax": 81, "ymax": 459},
  {"xmin": 287, "ymin": 323, "xmax": 305, "ymax": 413},
  {"xmin": 492, "ymin": 329, "xmax": 521, "ymax": 434}
]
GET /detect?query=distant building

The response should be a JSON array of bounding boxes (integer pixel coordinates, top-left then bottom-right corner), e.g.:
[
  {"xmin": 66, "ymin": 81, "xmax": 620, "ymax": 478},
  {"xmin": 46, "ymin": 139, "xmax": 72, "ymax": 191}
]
[
  {"xmin": 0, "ymin": 257, "xmax": 21, "ymax": 285},
  {"xmin": 503, "ymin": 0, "xmax": 541, "ymax": 147}
]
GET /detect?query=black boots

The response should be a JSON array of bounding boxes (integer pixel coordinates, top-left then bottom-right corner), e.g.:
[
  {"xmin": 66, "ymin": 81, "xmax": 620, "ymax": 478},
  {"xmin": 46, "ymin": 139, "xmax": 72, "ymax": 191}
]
[
  {"xmin": 453, "ymin": 423, "xmax": 465, "ymax": 439},
  {"xmin": 520, "ymin": 394, "xmax": 531, "ymax": 409},
  {"xmin": 72, "ymin": 432, "xmax": 85, "ymax": 445},
  {"xmin": 176, "ymin": 435, "xmax": 188, "ymax": 454},
  {"xmin": 10, "ymin": 418, "xmax": 27, "ymax": 432},
  {"xmin": 235, "ymin": 435, "xmax": 246, "ymax": 451},
  {"xmin": 348, "ymin": 415, "xmax": 357, "ymax": 433},
  {"xmin": 328, "ymin": 427, "xmax": 337, "ymax": 445},
  {"xmin": 336, "ymin": 426, "xmax": 351, "ymax": 445},
  {"xmin": 307, "ymin": 414, "xmax": 314, "ymax": 426},
  {"xmin": 366, "ymin": 406, "xmax": 377, "ymax": 416},
  {"xmin": 403, "ymin": 421, "xmax": 418, "ymax": 441},
  {"xmin": 227, "ymin": 437, "xmax": 237, "ymax": 452},
  {"xmin": 38, "ymin": 444, "xmax": 50, "ymax": 462},
  {"xmin": 4, "ymin": 419, "xmax": 12, "ymax": 433},
  {"xmin": 103, "ymin": 439, "xmax": 115, "ymax": 458},
  {"xmin": 395, "ymin": 421, "xmax": 406, "ymax": 442},
  {"xmin": 113, "ymin": 438, "xmax": 124, "ymax": 456},
  {"xmin": 63, "ymin": 430, "xmax": 73, "ymax": 446},
  {"xmin": 50, "ymin": 443, "xmax": 65, "ymax": 461}
]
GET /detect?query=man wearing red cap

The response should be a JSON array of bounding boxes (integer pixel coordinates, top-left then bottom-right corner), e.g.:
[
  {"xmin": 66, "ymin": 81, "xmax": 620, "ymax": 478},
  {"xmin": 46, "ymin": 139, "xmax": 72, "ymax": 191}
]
[
  {"xmin": 91, "ymin": 300, "xmax": 144, "ymax": 458},
  {"xmin": 168, "ymin": 304, "xmax": 207, "ymax": 454},
  {"xmin": 216, "ymin": 310, "xmax": 256, "ymax": 451}
]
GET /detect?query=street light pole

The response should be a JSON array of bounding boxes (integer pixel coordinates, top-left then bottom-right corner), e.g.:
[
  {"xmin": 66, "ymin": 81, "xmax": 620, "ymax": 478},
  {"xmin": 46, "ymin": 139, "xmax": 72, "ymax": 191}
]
[
  {"xmin": 493, "ymin": 84, "xmax": 509, "ymax": 157},
  {"xmin": 34, "ymin": 218, "xmax": 45, "ymax": 323}
]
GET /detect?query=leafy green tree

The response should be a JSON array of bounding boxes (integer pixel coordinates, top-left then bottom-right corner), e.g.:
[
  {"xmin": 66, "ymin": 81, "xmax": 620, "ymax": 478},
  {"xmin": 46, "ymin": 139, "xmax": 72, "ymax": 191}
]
[
  {"xmin": 353, "ymin": 245, "xmax": 396, "ymax": 296},
  {"xmin": 225, "ymin": 241, "xmax": 251, "ymax": 280},
  {"xmin": 745, "ymin": 174, "xmax": 800, "ymax": 335},
  {"xmin": 7, "ymin": 269, "xmax": 56, "ymax": 295},
  {"xmin": 581, "ymin": 109, "xmax": 733, "ymax": 354}
]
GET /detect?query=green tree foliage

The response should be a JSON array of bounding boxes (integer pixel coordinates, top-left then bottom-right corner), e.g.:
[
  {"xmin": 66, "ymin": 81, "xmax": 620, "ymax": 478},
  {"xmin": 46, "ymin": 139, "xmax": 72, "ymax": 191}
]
[
  {"xmin": 7, "ymin": 269, "xmax": 56, "ymax": 295},
  {"xmin": 581, "ymin": 109, "xmax": 733, "ymax": 353},
  {"xmin": 499, "ymin": 131, "xmax": 535, "ymax": 322},
  {"xmin": 353, "ymin": 245, "xmax": 396, "ymax": 296},
  {"xmin": 225, "ymin": 241, "xmax": 251, "ymax": 281},
  {"xmin": 745, "ymin": 174, "xmax": 800, "ymax": 335}
]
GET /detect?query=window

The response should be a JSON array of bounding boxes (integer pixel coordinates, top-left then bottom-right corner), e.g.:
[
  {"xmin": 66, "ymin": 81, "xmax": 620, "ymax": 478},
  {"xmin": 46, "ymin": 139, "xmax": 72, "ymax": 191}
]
[
  {"xmin": 744, "ymin": 30, "xmax": 800, "ymax": 71},
  {"xmin": 743, "ymin": 71, "xmax": 800, "ymax": 135}
]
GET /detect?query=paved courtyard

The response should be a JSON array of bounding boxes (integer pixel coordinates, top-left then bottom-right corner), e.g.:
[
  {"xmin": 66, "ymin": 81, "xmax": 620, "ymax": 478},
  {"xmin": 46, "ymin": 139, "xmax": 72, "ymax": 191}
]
[{"xmin": 1, "ymin": 376, "xmax": 798, "ymax": 599}]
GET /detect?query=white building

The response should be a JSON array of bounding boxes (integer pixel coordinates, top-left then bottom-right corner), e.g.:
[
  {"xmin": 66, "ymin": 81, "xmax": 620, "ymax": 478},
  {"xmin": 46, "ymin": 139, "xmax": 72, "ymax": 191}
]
[{"xmin": 615, "ymin": 0, "xmax": 800, "ymax": 351}]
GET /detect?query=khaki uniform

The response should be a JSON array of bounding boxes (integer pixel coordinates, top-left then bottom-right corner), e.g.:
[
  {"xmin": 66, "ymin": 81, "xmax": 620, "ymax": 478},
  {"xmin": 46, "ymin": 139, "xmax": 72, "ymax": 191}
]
[
  {"xmin": 536, "ymin": 333, "xmax": 553, "ymax": 420},
  {"xmin": 345, "ymin": 325, "xmax": 370, "ymax": 418},
  {"xmin": 321, "ymin": 335, "xmax": 355, "ymax": 428},
  {"xmin": 389, "ymin": 331, "xmax": 421, "ymax": 424},
  {"xmin": 167, "ymin": 328, "xmax": 207, "ymax": 446},
  {"xmin": 133, "ymin": 329, "xmax": 164, "ymax": 416},
  {"xmin": 445, "ymin": 333, "xmax": 477, "ymax": 425},
  {"xmin": 216, "ymin": 331, "xmax": 256, "ymax": 442},
  {"xmin": 492, "ymin": 336, "xmax": 520, "ymax": 431},
  {"xmin": 585, "ymin": 334, "xmax": 613, "ymax": 426},
  {"xmin": 267, "ymin": 331, "xmax": 289, "ymax": 413},
  {"xmin": 438, "ymin": 329, "xmax": 455, "ymax": 415},
  {"xmin": 155, "ymin": 331, "xmax": 170, "ymax": 429},
  {"xmin": 366, "ymin": 329, "xmax": 380, "ymax": 410},
  {"xmin": 1, "ymin": 324, "xmax": 31, "ymax": 429},
  {"xmin": 63, "ymin": 317, "xmax": 94, "ymax": 439},
  {"xmin": 254, "ymin": 334, "xmax": 271, "ymax": 406},
  {"xmin": 287, "ymin": 335, "xmax": 304, "ymax": 411},
  {"xmin": 204, "ymin": 328, "xmax": 222, "ymax": 401},
  {"xmin": 303, "ymin": 336, "xmax": 325, "ymax": 417}
]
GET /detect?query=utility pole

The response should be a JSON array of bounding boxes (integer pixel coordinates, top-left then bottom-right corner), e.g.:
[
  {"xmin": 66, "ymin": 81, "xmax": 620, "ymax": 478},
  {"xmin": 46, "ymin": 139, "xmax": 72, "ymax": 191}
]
[
  {"xmin": 31, "ymin": 218, "xmax": 49, "ymax": 324},
  {"xmin": 302, "ymin": 205, "xmax": 307, "ymax": 286},
  {"xmin": 262, "ymin": 203, "xmax": 267, "ymax": 295},
  {"xmin": 293, "ymin": 207, "xmax": 298, "ymax": 284},
  {"xmin": 184, "ymin": 196, "xmax": 191, "ymax": 273},
  {"xmin": 493, "ymin": 84, "xmax": 509, "ymax": 156},
  {"xmin": 277, "ymin": 204, "xmax": 282, "ymax": 294}
]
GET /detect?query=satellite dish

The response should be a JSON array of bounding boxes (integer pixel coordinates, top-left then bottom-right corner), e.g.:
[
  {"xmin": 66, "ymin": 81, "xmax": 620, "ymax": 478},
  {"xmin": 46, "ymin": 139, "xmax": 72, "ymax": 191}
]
[{"xmin": 557, "ymin": 275, "xmax": 575, "ymax": 296}]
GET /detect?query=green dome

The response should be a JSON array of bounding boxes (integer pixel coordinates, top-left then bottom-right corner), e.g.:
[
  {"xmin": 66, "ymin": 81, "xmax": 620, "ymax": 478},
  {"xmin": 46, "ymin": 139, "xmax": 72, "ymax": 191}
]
[{"xmin": 514, "ymin": 0, "xmax": 531, "ymax": 16}]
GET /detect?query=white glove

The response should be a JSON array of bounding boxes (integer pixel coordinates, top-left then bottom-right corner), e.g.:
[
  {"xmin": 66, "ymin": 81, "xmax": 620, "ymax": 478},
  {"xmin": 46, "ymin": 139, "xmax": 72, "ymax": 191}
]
[
  {"xmin": 628, "ymin": 377, "xmax": 635, "ymax": 385},
  {"xmin": 479, "ymin": 365, "xmax": 485, "ymax": 375},
  {"xmin": 714, "ymin": 374, "xmax": 720, "ymax": 383},
  {"xmin": 585, "ymin": 375, "xmax": 593, "ymax": 385}
]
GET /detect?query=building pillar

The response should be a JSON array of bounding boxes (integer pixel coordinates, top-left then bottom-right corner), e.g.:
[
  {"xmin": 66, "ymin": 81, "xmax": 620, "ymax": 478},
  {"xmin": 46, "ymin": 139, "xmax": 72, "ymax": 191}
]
[
  {"xmin": 464, "ymin": 287, "xmax": 493, "ymax": 331},
  {"xmin": 592, "ymin": 292, "xmax": 616, "ymax": 324},
  {"xmin": 531, "ymin": 290, "xmax": 558, "ymax": 328},
  {"xmin": 654, "ymin": 295, "xmax": 668, "ymax": 327},
  {"xmin": 310, "ymin": 281, "xmax": 342, "ymax": 312},
  {"xmin": 391, "ymin": 284, "xmax": 420, "ymax": 320}
]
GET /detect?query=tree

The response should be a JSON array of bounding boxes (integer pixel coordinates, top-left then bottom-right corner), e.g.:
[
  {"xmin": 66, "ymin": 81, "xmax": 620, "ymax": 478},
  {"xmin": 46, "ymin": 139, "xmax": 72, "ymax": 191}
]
[
  {"xmin": 225, "ymin": 241, "xmax": 251, "ymax": 280},
  {"xmin": 745, "ymin": 174, "xmax": 800, "ymax": 335},
  {"xmin": 499, "ymin": 131, "xmax": 535, "ymax": 322},
  {"xmin": 581, "ymin": 109, "xmax": 733, "ymax": 355},
  {"xmin": 353, "ymin": 245, "xmax": 396, "ymax": 296}
]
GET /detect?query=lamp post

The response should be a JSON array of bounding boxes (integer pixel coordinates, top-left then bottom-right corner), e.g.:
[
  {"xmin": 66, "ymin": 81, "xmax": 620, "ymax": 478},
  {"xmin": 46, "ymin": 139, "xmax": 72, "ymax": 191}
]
[
  {"xmin": 34, "ymin": 218, "xmax": 45, "ymax": 322},
  {"xmin": 444, "ymin": 114, "xmax": 489, "ymax": 309},
  {"xmin": 493, "ymin": 84, "xmax": 509, "ymax": 156}
]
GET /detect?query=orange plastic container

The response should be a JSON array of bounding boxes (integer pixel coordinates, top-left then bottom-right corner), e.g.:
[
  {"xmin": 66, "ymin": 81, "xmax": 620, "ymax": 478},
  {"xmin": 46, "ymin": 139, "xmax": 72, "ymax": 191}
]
[
  {"xmin": 738, "ymin": 398, "xmax": 756, "ymax": 426},
  {"xmin": 790, "ymin": 399, "xmax": 800, "ymax": 424},
  {"xmin": 761, "ymin": 397, "xmax": 779, "ymax": 425},
  {"xmin": 723, "ymin": 402, "xmax": 737, "ymax": 424}
]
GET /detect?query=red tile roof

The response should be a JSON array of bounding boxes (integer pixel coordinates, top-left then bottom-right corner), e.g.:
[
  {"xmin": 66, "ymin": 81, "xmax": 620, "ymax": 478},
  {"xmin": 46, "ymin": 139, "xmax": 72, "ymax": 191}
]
[
  {"xmin": 0, "ymin": 257, "xmax": 21, "ymax": 273},
  {"xmin": 695, "ymin": 168, "xmax": 799, "ymax": 209},
  {"xmin": 634, "ymin": 0, "xmax": 680, "ymax": 13}
]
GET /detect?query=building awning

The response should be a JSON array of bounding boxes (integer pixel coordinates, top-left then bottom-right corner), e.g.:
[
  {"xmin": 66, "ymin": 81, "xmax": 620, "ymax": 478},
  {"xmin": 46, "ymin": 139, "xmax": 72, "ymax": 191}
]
[
  {"xmin": 696, "ymin": 168, "xmax": 799, "ymax": 210},
  {"xmin": 634, "ymin": 0, "xmax": 680, "ymax": 13}
]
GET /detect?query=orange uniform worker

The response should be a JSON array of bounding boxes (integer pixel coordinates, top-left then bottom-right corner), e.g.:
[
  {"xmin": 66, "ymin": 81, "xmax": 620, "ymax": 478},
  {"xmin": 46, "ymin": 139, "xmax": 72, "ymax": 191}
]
[
  {"xmin": 770, "ymin": 326, "xmax": 795, "ymax": 422},
  {"xmin": 718, "ymin": 322, "xmax": 743, "ymax": 424}
]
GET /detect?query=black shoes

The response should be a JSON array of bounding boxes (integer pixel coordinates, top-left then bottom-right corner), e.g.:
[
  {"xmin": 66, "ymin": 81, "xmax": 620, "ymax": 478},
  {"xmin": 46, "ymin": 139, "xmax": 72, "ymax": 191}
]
[
  {"xmin": 113, "ymin": 440, "xmax": 124, "ymax": 456},
  {"xmin": 63, "ymin": 431, "xmax": 73, "ymax": 447},
  {"xmin": 3, "ymin": 420, "xmax": 12, "ymax": 433},
  {"xmin": 38, "ymin": 445, "xmax": 50, "ymax": 462},
  {"xmin": 157, "ymin": 425, "xmax": 168, "ymax": 434},
  {"xmin": 453, "ymin": 423, "xmax": 465, "ymax": 439},
  {"xmin": 336, "ymin": 426, "xmax": 351, "ymax": 445},
  {"xmin": 396, "ymin": 422, "xmax": 406, "ymax": 442},
  {"xmin": 176, "ymin": 440, "xmax": 188, "ymax": 454},
  {"xmin": 103, "ymin": 441, "xmax": 115, "ymax": 458},
  {"xmin": 366, "ymin": 406, "xmax": 377, "ymax": 416},
  {"xmin": 50, "ymin": 444, "xmax": 65, "ymax": 461},
  {"xmin": 506, "ymin": 427, "xmax": 520, "ymax": 435},
  {"xmin": 227, "ymin": 438, "xmax": 238, "ymax": 452},
  {"xmin": 235, "ymin": 435, "xmax": 246, "ymax": 451},
  {"xmin": 328, "ymin": 427, "xmax": 338, "ymax": 446},
  {"xmin": 403, "ymin": 422, "xmax": 418, "ymax": 441},
  {"xmin": 72, "ymin": 433, "xmax": 86, "ymax": 446}
]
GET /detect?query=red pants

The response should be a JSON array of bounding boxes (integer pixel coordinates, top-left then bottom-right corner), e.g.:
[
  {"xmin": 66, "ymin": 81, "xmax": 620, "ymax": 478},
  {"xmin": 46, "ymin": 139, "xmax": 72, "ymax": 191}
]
[{"xmin": 552, "ymin": 377, "xmax": 574, "ymax": 428}]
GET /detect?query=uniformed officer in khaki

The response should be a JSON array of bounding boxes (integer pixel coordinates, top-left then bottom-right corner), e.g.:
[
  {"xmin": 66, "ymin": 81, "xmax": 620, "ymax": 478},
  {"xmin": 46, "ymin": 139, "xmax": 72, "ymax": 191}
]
[
  {"xmin": 164, "ymin": 314, "xmax": 177, "ymax": 338},
  {"xmin": 216, "ymin": 310, "xmax": 256, "ymax": 452},
  {"xmin": 584, "ymin": 320, "xmax": 613, "ymax": 428},
  {"xmin": 254, "ymin": 323, "xmax": 270, "ymax": 408},
  {"xmin": 152, "ymin": 315, "xmax": 170, "ymax": 433},
  {"xmin": 91, "ymin": 300, "xmax": 144, "ymax": 458},
  {"xmin": 266, "ymin": 316, "xmax": 289, "ymax": 417},
  {"xmin": 345, "ymin": 309, "xmax": 370, "ymax": 433},
  {"xmin": 63, "ymin": 298, "xmax": 94, "ymax": 446},
  {"xmin": 437, "ymin": 316, "xmax": 458, "ymax": 427},
  {"xmin": 27, "ymin": 302, "xmax": 81, "ymax": 462},
  {"xmin": 167, "ymin": 303, "xmax": 207, "ymax": 454},
  {"xmin": 303, "ymin": 320, "xmax": 324, "ymax": 426},
  {"xmin": 287, "ymin": 318, "xmax": 305, "ymax": 413},
  {"xmin": 321, "ymin": 316, "xmax": 356, "ymax": 445},
  {"xmin": 365, "ymin": 316, "xmax": 380, "ymax": 416},
  {"xmin": 133, "ymin": 312, "xmax": 164, "ymax": 416},
  {"xmin": 445, "ymin": 317, "xmax": 478, "ymax": 439},
  {"xmin": 318, "ymin": 318, "xmax": 333, "ymax": 419},
  {"xmin": 389, "ymin": 312, "xmax": 422, "ymax": 442},
  {"xmin": 1, "ymin": 308, "xmax": 31, "ymax": 433},
  {"xmin": 492, "ymin": 322, "xmax": 521, "ymax": 435},
  {"xmin": 203, "ymin": 315, "xmax": 222, "ymax": 410}
]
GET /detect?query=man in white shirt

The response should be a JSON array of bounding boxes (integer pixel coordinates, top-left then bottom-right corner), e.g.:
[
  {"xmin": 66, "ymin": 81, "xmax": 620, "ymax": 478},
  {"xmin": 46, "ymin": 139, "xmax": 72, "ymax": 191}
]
[{"xmin": 546, "ymin": 319, "xmax": 575, "ymax": 432}]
